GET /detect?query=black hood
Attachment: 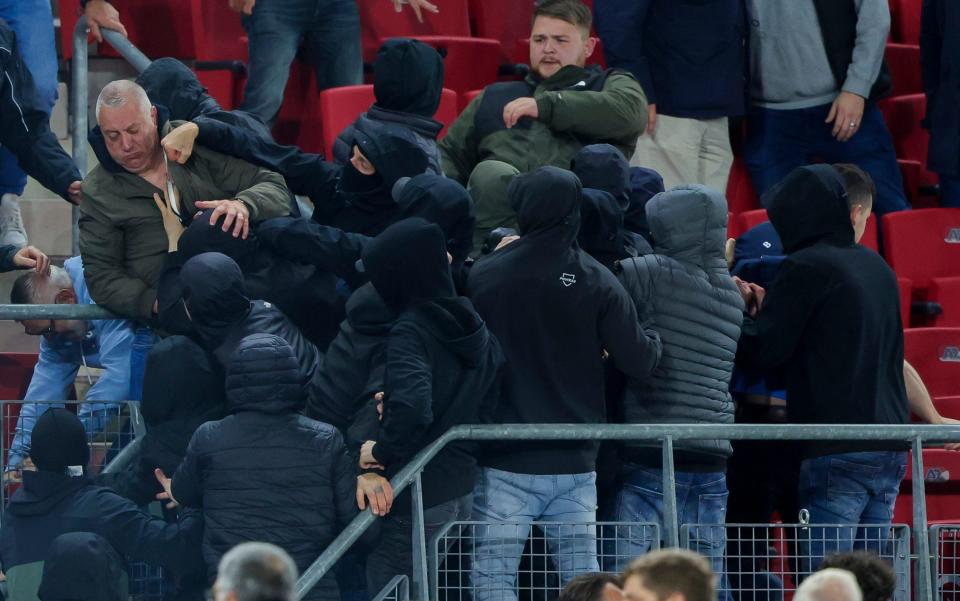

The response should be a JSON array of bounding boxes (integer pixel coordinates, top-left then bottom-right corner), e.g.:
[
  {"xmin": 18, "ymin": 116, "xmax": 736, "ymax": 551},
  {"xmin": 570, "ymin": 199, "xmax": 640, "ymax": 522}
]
[
  {"xmin": 512, "ymin": 166, "xmax": 582, "ymax": 242},
  {"xmin": 341, "ymin": 120, "xmax": 430, "ymax": 210},
  {"xmin": 571, "ymin": 144, "xmax": 631, "ymax": 210},
  {"xmin": 225, "ymin": 333, "xmax": 304, "ymax": 414},
  {"xmin": 362, "ymin": 217, "xmax": 456, "ymax": 313},
  {"xmin": 373, "ymin": 38, "xmax": 444, "ymax": 117},
  {"xmin": 765, "ymin": 164, "xmax": 854, "ymax": 254},
  {"xmin": 88, "ymin": 104, "xmax": 171, "ymax": 175},
  {"xmin": 405, "ymin": 297, "xmax": 490, "ymax": 368},
  {"xmin": 178, "ymin": 209, "xmax": 261, "ymax": 269},
  {"xmin": 578, "ymin": 188, "xmax": 633, "ymax": 268},
  {"xmin": 31, "ymin": 408, "xmax": 89, "ymax": 473},
  {"xmin": 180, "ymin": 252, "xmax": 253, "ymax": 348},
  {"xmin": 626, "ymin": 166, "xmax": 664, "ymax": 239},
  {"xmin": 135, "ymin": 57, "xmax": 220, "ymax": 120},
  {"xmin": 345, "ymin": 282, "xmax": 398, "ymax": 334},
  {"xmin": 394, "ymin": 174, "xmax": 476, "ymax": 267},
  {"xmin": 8, "ymin": 470, "xmax": 90, "ymax": 517},
  {"xmin": 38, "ymin": 533, "xmax": 126, "ymax": 601}
]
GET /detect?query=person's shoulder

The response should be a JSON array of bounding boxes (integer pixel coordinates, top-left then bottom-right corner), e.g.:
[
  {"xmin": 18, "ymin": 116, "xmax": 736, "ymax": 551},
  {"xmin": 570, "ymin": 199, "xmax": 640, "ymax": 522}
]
[
  {"xmin": 296, "ymin": 415, "xmax": 345, "ymax": 446},
  {"xmin": 602, "ymin": 69, "xmax": 642, "ymax": 88}
]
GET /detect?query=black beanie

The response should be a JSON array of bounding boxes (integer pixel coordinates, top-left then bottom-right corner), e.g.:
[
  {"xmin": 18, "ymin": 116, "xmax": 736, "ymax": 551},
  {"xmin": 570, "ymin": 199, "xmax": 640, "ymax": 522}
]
[{"xmin": 31, "ymin": 408, "xmax": 89, "ymax": 473}]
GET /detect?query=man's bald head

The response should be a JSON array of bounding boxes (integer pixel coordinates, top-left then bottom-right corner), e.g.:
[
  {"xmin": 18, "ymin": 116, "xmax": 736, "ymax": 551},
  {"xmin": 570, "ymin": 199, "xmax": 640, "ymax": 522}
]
[
  {"xmin": 795, "ymin": 569, "xmax": 863, "ymax": 601},
  {"xmin": 95, "ymin": 80, "xmax": 160, "ymax": 175},
  {"xmin": 96, "ymin": 79, "xmax": 152, "ymax": 122}
]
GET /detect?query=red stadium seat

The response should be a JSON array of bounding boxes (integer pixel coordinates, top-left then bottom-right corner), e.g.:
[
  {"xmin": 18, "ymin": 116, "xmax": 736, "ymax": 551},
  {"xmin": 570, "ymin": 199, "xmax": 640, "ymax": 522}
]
[
  {"xmin": 358, "ymin": 0, "xmax": 471, "ymax": 63},
  {"xmin": 885, "ymin": 43, "xmax": 923, "ymax": 97},
  {"xmin": 882, "ymin": 209, "xmax": 960, "ymax": 306},
  {"xmin": 890, "ymin": 0, "xmax": 921, "ymax": 44},
  {"xmin": 0, "ymin": 353, "xmax": 39, "ymax": 471},
  {"xmin": 880, "ymin": 94, "xmax": 938, "ymax": 188},
  {"xmin": 393, "ymin": 36, "xmax": 501, "ymax": 96},
  {"xmin": 898, "ymin": 277, "xmax": 913, "ymax": 327},
  {"xmin": 461, "ymin": 89, "xmax": 483, "ymax": 113},
  {"xmin": 726, "ymin": 158, "xmax": 761, "ymax": 216},
  {"xmin": 737, "ymin": 209, "xmax": 768, "ymax": 234},
  {"xmin": 469, "ymin": 0, "xmax": 535, "ymax": 64},
  {"xmin": 903, "ymin": 328, "xmax": 960, "ymax": 399},
  {"xmin": 436, "ymin": 88, "xmax": 459, "ymax": 139},
  {"xmin": 936, "ymin": 396, "xmax": 960, "ymax": 421},
  {"xmin": 930, "ymin": 277, "xmax": 960, "ymax": 327}
]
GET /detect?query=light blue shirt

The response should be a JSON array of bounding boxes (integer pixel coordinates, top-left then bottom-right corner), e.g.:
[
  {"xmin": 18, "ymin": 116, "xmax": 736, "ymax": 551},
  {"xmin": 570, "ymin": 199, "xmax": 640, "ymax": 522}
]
[{"xmin": 7, "ymin": 256, "xmax": 137, "ymax": 469}]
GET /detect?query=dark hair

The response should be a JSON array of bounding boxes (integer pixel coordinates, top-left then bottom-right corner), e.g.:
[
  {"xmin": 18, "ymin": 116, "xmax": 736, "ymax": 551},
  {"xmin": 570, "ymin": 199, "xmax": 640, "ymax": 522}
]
[
  {"xmin": 558, "ymin": 573, "xmax": 621, "ymax": 601},
  {"xmin": 10, "ymin": 272, "xmax": 33, "ymax": 305},
  {"xmin": 622, "ymin": 549, "xmax": 715, "ymax": 601},
  {"xmin": 833, "ymin": 163, "xmax": 875, "ymax": 210},
  {"xmin": 533, "ymin": 0, "xmax": 592, "ymax": 34},
  {"xmin": 820, "ymin": 552, "xmax": 895, "ymax": 601}
]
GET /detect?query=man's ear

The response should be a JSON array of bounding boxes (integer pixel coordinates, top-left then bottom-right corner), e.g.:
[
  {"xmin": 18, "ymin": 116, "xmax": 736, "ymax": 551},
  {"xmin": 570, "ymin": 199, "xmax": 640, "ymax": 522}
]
[
  {"xmin": 150, "ymin": 105, "xmax": 158, "ymax": 126},
  {"xmin": 54, "ymin": 288, "xmax": 77, "ymax": 305},
  {"xmin": 584, "ymin": 36, "xmax": 597, "ymax": 59}
]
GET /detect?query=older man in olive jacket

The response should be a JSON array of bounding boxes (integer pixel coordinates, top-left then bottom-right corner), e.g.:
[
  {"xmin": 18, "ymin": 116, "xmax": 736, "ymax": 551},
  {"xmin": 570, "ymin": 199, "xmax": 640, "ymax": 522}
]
[{"xmin": 79, "ymin": 80, "xmax": 290, "ymax": 320}]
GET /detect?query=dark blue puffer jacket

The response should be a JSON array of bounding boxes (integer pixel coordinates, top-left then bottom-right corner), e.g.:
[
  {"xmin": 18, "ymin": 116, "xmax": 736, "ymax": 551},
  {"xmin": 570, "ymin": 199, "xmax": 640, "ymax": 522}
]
[{"xmin": 170, "ymin": 333, "xmax": 357, "ymax": 600}]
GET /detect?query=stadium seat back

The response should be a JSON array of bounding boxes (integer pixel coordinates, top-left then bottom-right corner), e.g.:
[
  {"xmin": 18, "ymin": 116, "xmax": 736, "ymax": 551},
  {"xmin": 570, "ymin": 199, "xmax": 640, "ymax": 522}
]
[
  {"xmin": 879, "ymin": 94, "xmax": 936, "ymax": 186},
  {"xmin": 726, "ymin": 158, "xmax": 761, "ymax": 216},
  {"xmin": 903, "ymin": 328, "xmax": 960, "ymax": 399},
  {"xmin": 469, "ymin": 0, "xmax": 535, "ymax": 64},
  {"xmin": 882, "ymin": 209, "xmax": 960, "ymax": 292},
  {"xmin": 931, "ymin": 277, "xmax": 960, "ymax": 327},
  {"xmin": 737, "ymin": 209, "xmax": 769, "ymax": 234},
  {"xmin": 359, "ymin": 0, "xmax": 471, "ymax": 63},
  {"xmin": 393, "ymin": 36, "xmax": 501, "ymax": 96},
  {"xmin": 936, "ymin": 396, "xmax": 960, "ymax": 421},
  {"xmin": 318, "ymin": 85, "xmax": 377, "ymax": 159},
  {"xmin": 898, "ymin": 277, "xmax": 913, "ymax": 327},
  {"xmin": 885, "ymin": 43, "xmax": 923, "ymax": 97},
  {"xmin": 891, "ymin": 0, "xmax": 921, "ymax": 44},
  {"xmin": 436, "ymin": 88, "xmax": 459, "ymax": 139}
]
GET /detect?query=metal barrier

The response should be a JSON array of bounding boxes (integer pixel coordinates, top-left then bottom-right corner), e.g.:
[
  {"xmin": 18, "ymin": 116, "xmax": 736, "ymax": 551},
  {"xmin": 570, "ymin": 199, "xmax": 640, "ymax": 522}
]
[
  {"xmin": 374, "ymin": 575, "xmax": 411, "ymax": 601},
  {"xmin": 432, "ymin": 521, "xmax": 659, "ymax": 601},
  {"xmin": 932, "ymin": 524, "xmax": 960, "ymax": 599},
  {"xmin": 296, "ymin": 424, "xmax": 960, "ymax": 601}
]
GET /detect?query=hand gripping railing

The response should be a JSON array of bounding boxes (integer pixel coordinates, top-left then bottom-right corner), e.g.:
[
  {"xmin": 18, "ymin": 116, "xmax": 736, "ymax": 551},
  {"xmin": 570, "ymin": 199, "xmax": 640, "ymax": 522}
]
[
  {"xmin": 296, "ymin": 423, "xmax": 960, "ymax": 601},
  {"xmin": 70, "ymin": 17, "xmax": 151, "ymax": 255}
]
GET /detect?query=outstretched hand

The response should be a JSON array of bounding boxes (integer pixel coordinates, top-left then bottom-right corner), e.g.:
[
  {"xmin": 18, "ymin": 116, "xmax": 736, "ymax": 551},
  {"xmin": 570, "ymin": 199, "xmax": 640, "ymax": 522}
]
[
  {"xmin": 391, "ymin": 0, "xmax": 438, "ymax": 23},
  {"xmin": 154, "ymin": 468, "xmax": 179, "ymax": 509},
  {"xmin": 84, "ymin": 0, "xmax": 128, "ymax": 43}
]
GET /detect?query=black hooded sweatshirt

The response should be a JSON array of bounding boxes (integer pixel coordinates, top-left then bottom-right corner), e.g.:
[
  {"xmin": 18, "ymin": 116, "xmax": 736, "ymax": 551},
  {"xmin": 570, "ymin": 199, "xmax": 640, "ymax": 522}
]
[
  {"xmin": 579, "ymin": 188, "xmax": 645, "ymax": 270},
  {"xmin": 37, "ymin": 533, "xmax": 126, "ymax": 601},
  {"xmin": 467, "ymin": 167, "xmax": 662, "ymax": 475},
  {"xmin": 737, "ymin": 165, "xmax": 908, "ymax": 458},
  {"xmin": 178, "ymin": 252, "xmax": 323, "ymax": 405},
  {"xmin": 170, "ymin": 334, "xmax": 357, "ymax": 600},
  {"xmin": 312, "ymin": 120, "xmax": 430, "ymax": 236},
  {"xmin": 363, "ymin": 218, "xmax": 503, "ymax": 509},
  {"xmin": 333, "ymin": 39, "xmax": 445, "ymax": 174}
]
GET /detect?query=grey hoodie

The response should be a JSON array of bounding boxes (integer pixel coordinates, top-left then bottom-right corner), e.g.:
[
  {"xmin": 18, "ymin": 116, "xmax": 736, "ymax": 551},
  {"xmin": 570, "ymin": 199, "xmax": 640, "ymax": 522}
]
[{"xmin": 616, "ymin": 185, "xmax": 745, "ymax": 467}]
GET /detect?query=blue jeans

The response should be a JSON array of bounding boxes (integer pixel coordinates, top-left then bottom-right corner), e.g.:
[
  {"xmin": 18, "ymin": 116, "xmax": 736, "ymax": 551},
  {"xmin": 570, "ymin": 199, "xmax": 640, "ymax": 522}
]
[
  {"xmin": 939, "ymin": 174, "xmax": 960, "ymax": 208},
  {"xmin": 745, "ymin": 103, "xmax": 910, "ymax": 216},
  {"xmin": 128, "ymin": 326, "xmax": 156, "ymax": 402},
  {"xmin": 471, "ymin": 468, "xmax": 599, "ymax": 601},
  {"xmin": 603, "ymin": 464, "xmax": 730, "ymax": 601},
  {"xmin": 0, "ymin": 0, "xmax": 59, "ymax": 196},
  {"xmin": 798, "ymin": 451, "xmax": 907, "ymax": 574},
  {"xmin": 240, "ymin": 0, "xmax": 362, "ymax": 125}
]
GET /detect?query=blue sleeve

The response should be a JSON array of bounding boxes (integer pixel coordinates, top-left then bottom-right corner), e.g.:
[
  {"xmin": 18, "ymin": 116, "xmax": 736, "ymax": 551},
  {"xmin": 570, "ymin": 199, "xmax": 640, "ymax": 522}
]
[
  {"xmin": 594, "ymin": 0, "xmax": 656, "ymax": 103},
  {"xmin": 78, "ymin": 320, "xmax": 135, "ymax": 437},
  {"xmin": 8, "ymin": 341, "xmax": 78, "ymax": 468}
]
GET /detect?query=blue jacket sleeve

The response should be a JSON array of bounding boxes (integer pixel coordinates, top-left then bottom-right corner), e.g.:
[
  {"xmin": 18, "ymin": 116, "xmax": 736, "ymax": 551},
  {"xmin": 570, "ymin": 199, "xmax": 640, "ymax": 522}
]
[
  {"xmin": 78, "ymin": 319, "xmax": 135, "ymax": 437},
  {"xmin": 0, "ymin": 25, "xmax": 80, "ymax": 202},
  {"xmin": 593, "ymin": 0, "xmax": 656, "ymax": 103}
]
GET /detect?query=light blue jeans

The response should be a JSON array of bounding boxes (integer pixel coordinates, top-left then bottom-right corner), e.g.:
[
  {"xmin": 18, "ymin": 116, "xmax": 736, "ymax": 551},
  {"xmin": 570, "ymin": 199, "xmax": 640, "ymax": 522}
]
[{"xmin": 470, "ymin": 468, "xmax": 599, "ymax": 601}]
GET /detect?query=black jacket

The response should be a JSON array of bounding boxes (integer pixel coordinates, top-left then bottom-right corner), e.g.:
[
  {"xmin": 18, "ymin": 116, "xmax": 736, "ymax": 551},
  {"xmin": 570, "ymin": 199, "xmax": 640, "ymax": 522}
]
[
  {"xmin": 0, "ymin": 20, "xmax": 80, "ymax": 202},
  {"xmin": 737, "ymin": 165, "xmax": 908, "ymax": 458},
  {"xmin": 136, "ymin": 57, "xmax": 326, "ymax": 203},
  {"xmin": 170, "ymin": 334, "xmax": 357, "ymax": 598},
  {"xmin": 626, "ymin": 166, "xmax": 665, "ymax": 242},
  {"xmin": 178, "ymin": 252, "xmax": 323, "ymax": 405},
  {"xmin": 333, "ymin": 39, "xmax": 445, "ymax": 174},
  {"xmin": 921, "ymin": 0, "xmax": 960, "ymax": 176},
  {"xmin": 362, "ymin": 219, "xmax": 504, "ymax": 508},
  {"xmin": 579, "ymin": 188, "xmax": 649, "ymax": 269},
  {"xmin": 0, "ymin": 471, "xmax": 201, "ymax": 575},
  {"xmin": 467, "ymin": 167, "xmax": 662, "ymax": 475},
  {"xmin": 594, "ymin": 0, "xmax": 747, "ymax": 119},
  {"xmin": 37, "ymin": 533, "xmax": 126, "ymax": 601},
  {"xmin": 101, "ymin": 336, "xmax": 227, "ymax": 507}
]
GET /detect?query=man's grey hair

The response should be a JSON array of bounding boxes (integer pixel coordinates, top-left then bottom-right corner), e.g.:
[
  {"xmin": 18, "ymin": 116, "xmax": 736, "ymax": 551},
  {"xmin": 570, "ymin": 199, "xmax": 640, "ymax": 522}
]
[
  {"xmin": 10, "ymin": 265, "xmax": 73, "ymax": 305},
  {"xmin": 95, "ymin": 79, "xmax": 152, "ymax": 123},
  {"xmin": 215, "ymin": 542, "xmax": 298, "ymax": 601},
  {"xmin": 795, "ymin": 569, "xmax": 863, "ymax": 601}
]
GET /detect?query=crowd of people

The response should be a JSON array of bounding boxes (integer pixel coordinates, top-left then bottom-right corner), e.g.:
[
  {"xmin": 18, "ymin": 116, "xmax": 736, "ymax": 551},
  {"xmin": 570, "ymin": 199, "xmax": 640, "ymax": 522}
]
[{"xmin": 0, "ymin": 0, "xmax": 956, "ymax": 599}]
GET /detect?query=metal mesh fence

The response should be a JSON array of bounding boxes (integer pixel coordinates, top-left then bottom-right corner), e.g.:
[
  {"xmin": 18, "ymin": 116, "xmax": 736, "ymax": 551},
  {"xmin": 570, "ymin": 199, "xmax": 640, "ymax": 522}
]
[
  {"xmin": 932, "ymin": 524, "xmax": 960, "ymax": 599},
  {"xmin": 431, "ymin": 521, "xmax": 659, "ymax": 601},
  {"xmin": 683, "ymin": 523, "xmax": 911, "ymax": 601},
  {"xmin": 373, "ymin": 575, "xmax": 411, "ymax": 601},
  {"xmin": 129, "ymin": 560, "xmax": 166, "ymax": 601}
]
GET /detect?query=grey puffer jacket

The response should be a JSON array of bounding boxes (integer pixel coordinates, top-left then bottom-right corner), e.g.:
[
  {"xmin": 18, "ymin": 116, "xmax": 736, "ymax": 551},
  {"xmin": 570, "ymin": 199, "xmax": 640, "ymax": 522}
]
[{"xmin": 617, "ymin": 185, "xmax": 744, "ymax": 464}]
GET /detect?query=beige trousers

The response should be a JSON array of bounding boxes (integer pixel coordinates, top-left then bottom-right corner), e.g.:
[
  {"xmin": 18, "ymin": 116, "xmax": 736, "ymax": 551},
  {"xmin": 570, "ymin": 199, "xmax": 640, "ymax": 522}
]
[{"xmin": 631, "ymin": 114, "xmax": 734, "ymax": 192}]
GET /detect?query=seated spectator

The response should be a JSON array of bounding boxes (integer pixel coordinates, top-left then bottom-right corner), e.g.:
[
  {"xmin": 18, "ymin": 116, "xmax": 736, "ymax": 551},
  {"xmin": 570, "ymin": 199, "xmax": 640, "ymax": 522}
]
[
  {"xmin": 79, "ymin": 80, "xmax": 290, "ymax": 320},
  {"xmin": 333, "ymin": 39, "xmax": 446, "ymax": 174},
  {"xmin": 819, "ymin": 552, "xmax": 895, "ymax": 601},
  {"xmin": 795, "ymin": 569, "xmax": 863, "ymax": 601},
  {"xmin": 353, "ymin": 218, "xmax": 503, "ymax": 593},
  {"xmin": 735, "ymin": 165, "xmax": 909, "ymax": 575},
  {"xmin": 175, "ymin": 252, "xmax": 322, "ymax": 398},
  {"xmin": 621, "ymin": 549, "xmax": 716, "ymax": 601},
  {"xmin": 467, "ymin": 167, "xmax": 662, "ymax": 600},
  {"xmin": 212, "ymin": 542, "xmax": 298, "ymax": 601},
  {"xmin": 921, "ymin": 0, "xmax": 960, "ymax": 208},
  {"xmin": 101, "ymin": 335, "xmax": 226, "ymax": 507},
  {"xmin": 441, "ymin": 0, "xmax": 647, "ymax": 251},
  {"xmin": 155, "ymin": 334, "xmax": 357, "ymax": 601},
  {"xmin": 559, "ymin": 573, "xmax": 623, "ymax": 601},
  {"xmin": 37, "ymin": 533, "xmax": 126, "ymax": 601},
  {"xmin": 0, "ymin": 409, "xmax": 202, "ymax": 601},
  {"xmin": 6, "ymin": 257, "xmax": 138, "ymax": 481},
  {"xmin": 605, "ymin": 186, "xmax": 743, "ymax": 592}
]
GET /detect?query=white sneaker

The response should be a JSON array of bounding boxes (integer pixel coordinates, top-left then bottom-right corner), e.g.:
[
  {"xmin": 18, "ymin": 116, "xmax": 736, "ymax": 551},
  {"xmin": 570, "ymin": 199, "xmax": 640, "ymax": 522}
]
[{"xmin": 0, "ymin": 194, "xmax": 27, "ymax": 248}]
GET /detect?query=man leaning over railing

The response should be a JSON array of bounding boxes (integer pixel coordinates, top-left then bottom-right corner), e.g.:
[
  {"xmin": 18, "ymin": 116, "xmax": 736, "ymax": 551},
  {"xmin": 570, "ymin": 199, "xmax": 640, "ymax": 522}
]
[{"xmin": 5, "ymin": 256, "xmax": 138, "ymax": 482}]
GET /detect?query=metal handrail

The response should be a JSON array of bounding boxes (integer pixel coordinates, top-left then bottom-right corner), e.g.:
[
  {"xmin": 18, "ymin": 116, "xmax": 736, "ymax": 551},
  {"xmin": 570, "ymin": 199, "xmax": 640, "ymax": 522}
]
[
  {"xmin": 70, "ymin": 18, "xmax": 152, "ymax": 255},
  {"xmin": 0, "ymin": 303, "xmax": 119, "ymax": 320},
  {"xmin": 296, "ymin": 423, "xmax": 960, "ymax": 601}
]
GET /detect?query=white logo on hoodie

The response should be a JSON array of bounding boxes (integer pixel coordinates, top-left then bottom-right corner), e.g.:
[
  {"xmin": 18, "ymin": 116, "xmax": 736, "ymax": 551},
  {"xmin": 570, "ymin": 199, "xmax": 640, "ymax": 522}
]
[{"xmin": 560, "ymin": 273, "xmax": 577, "ymax": 287}]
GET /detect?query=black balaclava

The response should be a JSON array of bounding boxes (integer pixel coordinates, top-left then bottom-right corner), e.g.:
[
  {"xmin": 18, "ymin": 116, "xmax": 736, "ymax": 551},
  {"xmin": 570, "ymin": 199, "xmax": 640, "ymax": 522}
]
[
  {"xmin": 31, "ymin": 408, "xmax": 89, "ymax": 473},
  {"xmin": 373, "ymin": 38, "xmax": 444, "ymax": 116}
]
